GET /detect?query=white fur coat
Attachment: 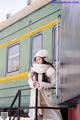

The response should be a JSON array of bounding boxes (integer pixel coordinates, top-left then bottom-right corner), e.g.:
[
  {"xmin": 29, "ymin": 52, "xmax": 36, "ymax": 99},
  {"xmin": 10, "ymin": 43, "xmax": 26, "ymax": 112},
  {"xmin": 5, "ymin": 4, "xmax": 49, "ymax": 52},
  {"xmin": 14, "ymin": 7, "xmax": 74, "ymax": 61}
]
[{"xmin": 28, "ymin": 64, "xmax": 62, "ymax": 120}]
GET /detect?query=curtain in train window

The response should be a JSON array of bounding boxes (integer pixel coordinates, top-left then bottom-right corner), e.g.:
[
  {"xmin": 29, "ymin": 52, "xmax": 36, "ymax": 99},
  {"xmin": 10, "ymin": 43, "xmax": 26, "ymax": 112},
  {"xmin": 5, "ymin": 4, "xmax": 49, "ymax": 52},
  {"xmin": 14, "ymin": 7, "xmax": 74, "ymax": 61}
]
[
  {"xmin": 32, "ymin": 34, "xmax": 42, "ymax": 63},
  {"xmin": 7, "ymin": 44, "xmax": 20, "ymax": 73}
]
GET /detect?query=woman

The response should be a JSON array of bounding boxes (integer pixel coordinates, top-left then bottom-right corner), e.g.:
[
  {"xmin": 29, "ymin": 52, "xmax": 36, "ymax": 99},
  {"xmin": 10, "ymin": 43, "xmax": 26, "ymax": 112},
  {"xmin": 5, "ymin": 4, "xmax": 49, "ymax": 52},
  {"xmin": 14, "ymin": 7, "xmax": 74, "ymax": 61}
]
[{"xmin": 28, "ymin": 49, "xmax": 62, "ymax": 120}]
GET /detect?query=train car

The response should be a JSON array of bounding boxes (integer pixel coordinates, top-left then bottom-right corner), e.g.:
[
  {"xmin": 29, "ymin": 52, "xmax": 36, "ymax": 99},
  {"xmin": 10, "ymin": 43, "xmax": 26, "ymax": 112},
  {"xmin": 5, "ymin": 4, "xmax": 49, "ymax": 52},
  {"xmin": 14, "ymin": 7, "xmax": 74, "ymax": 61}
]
[
  {"xmin": 59, "ymin": 1, "xmax": 80, "ymax": 120},
  {"xmin": 0, "ymin": 0, "xmax": 80, "ymax": 119},
  {"xmin": 0, "ymin": 0, "xmax": 60, "ymax": 115},
  {"xmin": 58, "ymin": 0, "xmax": 80, "ymax": 103}
]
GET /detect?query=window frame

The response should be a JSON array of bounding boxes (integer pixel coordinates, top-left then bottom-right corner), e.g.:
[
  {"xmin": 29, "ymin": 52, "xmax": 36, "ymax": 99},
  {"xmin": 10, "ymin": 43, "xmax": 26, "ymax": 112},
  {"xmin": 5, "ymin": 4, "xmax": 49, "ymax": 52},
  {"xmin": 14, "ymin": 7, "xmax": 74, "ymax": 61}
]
[
  {"xmin": 6, "ymin": 43, "xmax": 20, "ymax": 74},
  {"xmin": 30, "ymin": 33, "xmax": 43, "ymax": 66}
]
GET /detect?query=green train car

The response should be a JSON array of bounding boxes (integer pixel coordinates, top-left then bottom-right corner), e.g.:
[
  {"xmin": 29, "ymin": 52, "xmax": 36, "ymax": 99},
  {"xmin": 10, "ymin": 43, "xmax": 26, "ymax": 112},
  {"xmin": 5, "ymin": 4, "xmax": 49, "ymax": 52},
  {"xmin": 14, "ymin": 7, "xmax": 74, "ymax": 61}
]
[{"xmin": 0, "ymin": 0, "xmax": 60, "ymax": 112}]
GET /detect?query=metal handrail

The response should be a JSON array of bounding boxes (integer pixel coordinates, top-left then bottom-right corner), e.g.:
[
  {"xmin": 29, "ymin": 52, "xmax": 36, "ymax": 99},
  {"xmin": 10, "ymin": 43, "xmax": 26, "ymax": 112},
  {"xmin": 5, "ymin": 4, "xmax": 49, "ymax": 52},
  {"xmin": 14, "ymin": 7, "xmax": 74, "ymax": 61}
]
[
  {"xmin": 9, "ymin": 88, "xmax": 31, "ymax": 120},
  {"xmin": 9, "ymin": 87, "xmax": 71, "ymax": 120},
  {"xmin": 9, "ymin": 90, "xmax": 21, "ymax": 120}
]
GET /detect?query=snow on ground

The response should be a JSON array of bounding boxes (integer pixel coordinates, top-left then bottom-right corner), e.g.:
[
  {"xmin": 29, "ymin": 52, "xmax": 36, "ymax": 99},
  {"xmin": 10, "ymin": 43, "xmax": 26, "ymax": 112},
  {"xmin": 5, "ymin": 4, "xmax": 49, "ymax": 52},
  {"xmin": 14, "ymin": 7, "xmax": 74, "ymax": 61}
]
[{"xmin": 0, "ymin": 117, "xmax": 30, "ymax": 120}]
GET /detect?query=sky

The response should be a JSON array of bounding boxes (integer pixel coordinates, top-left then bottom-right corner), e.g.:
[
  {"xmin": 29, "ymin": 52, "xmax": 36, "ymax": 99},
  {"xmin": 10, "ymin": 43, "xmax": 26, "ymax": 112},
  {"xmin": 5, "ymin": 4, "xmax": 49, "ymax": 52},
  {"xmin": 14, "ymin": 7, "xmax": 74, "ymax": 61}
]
[{"xmin": 0, "ymin": 0, "xmax": 28, "ymax": 22}]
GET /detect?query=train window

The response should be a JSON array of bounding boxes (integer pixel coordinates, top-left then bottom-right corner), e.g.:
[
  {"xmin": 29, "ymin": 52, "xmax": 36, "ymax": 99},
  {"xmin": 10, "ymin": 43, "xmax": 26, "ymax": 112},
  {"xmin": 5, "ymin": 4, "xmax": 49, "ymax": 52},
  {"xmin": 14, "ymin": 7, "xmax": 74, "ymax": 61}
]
[
  {"xmin": 31, "ymin": 34, "xmax": 43, "ymax": 64},
  {"xmin": 7, "ymin": 43, "xmax": 20, "ymax": 73}
]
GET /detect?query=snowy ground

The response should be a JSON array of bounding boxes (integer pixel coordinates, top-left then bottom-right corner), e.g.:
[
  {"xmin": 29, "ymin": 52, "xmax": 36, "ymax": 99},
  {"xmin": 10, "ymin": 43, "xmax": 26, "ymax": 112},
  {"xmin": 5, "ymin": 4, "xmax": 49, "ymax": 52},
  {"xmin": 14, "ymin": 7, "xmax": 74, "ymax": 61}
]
[{"xmin": 0, "ymin": 117, "xmax": 30, "ymax": 120}]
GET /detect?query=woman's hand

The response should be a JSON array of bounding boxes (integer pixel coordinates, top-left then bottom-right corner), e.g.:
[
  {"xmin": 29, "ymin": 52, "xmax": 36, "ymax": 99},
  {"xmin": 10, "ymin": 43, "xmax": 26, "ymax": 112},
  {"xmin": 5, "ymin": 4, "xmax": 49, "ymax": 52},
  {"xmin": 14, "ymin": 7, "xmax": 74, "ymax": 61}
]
[
  {"xmin": 33, "ymin": 81, "xmax": 37, "ymax": 88},
  {"xmin": 33, "ymin": 81, "xmax": 40, "ymax": 88}
]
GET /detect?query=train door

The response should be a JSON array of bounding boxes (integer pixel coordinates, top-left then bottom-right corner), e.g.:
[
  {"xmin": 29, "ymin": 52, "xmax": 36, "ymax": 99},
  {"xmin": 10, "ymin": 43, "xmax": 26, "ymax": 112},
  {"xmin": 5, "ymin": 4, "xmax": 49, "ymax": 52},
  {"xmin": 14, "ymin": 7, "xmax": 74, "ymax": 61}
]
[
  {"xmin": 58, "ymin": 0, "xmax": 80, "ymax": 104},
  {"xmin": 52, "ymin": 21, "xmax": 68, "ymax": 120}
]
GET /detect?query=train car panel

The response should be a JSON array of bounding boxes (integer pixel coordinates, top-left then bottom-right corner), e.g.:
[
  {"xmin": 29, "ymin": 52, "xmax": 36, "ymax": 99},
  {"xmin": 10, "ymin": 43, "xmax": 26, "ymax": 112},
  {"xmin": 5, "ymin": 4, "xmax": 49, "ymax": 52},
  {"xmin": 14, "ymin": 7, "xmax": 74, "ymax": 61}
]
[
  {"xmin": 0, "ymin": 48, "xmax": 7, "ymax": 76},
  {"xmin": 57, "ymin": 0, "xmax": 80, "ymax": 103},
  {"xmin": 0, "ymin": 0, "xmax": 60, "ymax": 109}
]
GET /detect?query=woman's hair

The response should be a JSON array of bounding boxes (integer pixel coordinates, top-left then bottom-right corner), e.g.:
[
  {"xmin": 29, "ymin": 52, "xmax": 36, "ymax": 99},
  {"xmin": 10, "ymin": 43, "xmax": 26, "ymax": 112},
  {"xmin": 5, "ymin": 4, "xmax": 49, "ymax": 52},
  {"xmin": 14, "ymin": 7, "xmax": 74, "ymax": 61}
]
[
  {"xmin": 34, "ymin": 57, "xmax": 55, "ymax": 70},
  {"xmin": 42, "ymin": 58, "xmax": 56, "ymax": 70}
]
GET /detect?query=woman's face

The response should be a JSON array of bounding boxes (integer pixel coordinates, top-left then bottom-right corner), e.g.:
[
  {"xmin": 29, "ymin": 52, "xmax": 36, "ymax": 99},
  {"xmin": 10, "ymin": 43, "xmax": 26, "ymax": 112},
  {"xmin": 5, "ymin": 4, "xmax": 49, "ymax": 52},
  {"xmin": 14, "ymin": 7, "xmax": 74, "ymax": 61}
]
[{"xmin": 35, "ymin": 56, "xmax": 43, "ymax": 64}]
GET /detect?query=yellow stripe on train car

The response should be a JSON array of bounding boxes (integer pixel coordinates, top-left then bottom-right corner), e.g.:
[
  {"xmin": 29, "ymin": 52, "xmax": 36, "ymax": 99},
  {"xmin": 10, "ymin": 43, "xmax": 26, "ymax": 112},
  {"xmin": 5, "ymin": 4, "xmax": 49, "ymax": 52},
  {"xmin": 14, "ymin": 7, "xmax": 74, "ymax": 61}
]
[
  {"xmin": 0, "ymin": 72, "xmax": 29, "ymax": 83},
  {"xmin": 0, "ymin": 19, "xmax": 59, "ymax": 48}
]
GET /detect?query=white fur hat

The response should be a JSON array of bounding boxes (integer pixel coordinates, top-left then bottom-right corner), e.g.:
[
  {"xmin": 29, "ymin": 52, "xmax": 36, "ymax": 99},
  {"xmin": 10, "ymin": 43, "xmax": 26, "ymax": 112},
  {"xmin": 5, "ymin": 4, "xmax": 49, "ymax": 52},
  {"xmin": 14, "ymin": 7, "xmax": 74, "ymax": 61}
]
[{"xmin": 34, "ymin": 49, "xmax": 49, "ymax": 61}]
